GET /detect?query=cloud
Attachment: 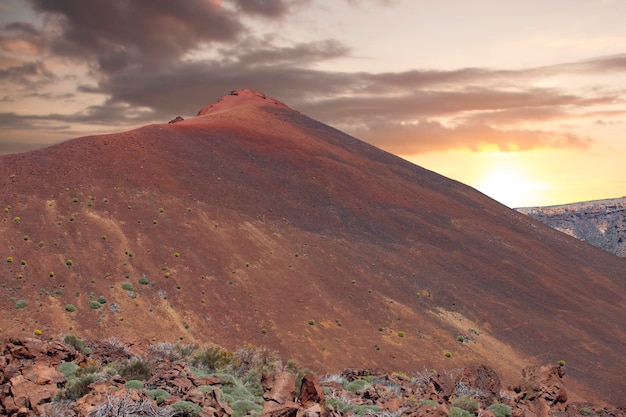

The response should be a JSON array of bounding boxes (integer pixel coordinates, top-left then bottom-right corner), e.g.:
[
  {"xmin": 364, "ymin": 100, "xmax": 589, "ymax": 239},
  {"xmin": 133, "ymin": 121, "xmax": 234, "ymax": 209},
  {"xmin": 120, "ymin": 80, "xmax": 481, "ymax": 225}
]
[
  {"xmin": 355, "ymin": 119, "xmax": 592, "ymax": 155},
  {"xmin": 27, "ymin": 0, "xmax": 245, "ymax": 73},
  {"xmin": 1, "ymin": 1, "xmax": 625, "ymax": 157},
  {"xmin": 232, "ymin": 0, "xmax": 292, "ymax": 18}
]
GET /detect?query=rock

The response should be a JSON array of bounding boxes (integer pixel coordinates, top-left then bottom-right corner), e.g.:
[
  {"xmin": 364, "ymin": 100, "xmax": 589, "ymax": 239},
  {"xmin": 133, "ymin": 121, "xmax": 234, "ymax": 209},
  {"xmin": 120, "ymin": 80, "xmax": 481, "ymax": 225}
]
[
  {"xmin": 169, "ymin": 116, "xmax": 185, "ymax": 123},
  {"xmin": 262, "ymin": 372, "xmax": 296, "ymax": 404},
  {"xmin": 261, "ymin": 401, "xmax": 300, "ymax": 417},
  {"xmin": 520, "ymin": 365, "xmax": 568, "ymax": 405},
  {"xmin": 210, "ymin": 387, "xmax": 233, "ymax": 417},
  {"xmin": 298, "ymin": 373, "xmax": 324, "ymax": 408},
  {"xmin": 297, "ymin": 402, "xmax": 324, "ymax": 417}
]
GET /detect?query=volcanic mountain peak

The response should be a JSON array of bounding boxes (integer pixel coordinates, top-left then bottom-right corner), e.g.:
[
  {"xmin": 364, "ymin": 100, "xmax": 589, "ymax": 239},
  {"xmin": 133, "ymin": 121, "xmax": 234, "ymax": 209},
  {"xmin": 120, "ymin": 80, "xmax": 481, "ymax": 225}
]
[
  {"xmin": 1, "ymin": 90, "xmax": 625, "ymax": 406},
  {"xmin": 196, "ymin": 89, "xmax": 293, "ymax": 116}
]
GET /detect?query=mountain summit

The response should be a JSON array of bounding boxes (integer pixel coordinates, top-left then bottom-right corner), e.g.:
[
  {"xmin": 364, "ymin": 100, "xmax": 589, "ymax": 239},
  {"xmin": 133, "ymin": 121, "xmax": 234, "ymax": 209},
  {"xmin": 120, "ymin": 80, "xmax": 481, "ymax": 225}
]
[{"xmin": 1, "ymin": 90, "xmax": 624, "ymax": 405}]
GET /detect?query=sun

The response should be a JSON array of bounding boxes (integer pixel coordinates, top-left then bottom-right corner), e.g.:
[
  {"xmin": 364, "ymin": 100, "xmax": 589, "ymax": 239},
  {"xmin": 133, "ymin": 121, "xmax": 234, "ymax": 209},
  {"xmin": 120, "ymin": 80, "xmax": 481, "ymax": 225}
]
[{"xmin": 474, "ymin": 155, "xmax": 542, "ymax": 208}]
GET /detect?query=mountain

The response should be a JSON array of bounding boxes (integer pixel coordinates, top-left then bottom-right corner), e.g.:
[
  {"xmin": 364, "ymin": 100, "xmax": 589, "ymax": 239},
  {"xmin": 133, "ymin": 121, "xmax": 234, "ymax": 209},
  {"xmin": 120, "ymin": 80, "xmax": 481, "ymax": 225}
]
[
  {"xmin": 1, "ymin": 90, "xmax": 624, "ymax": 405},
  {"xmin": 517, "ymin": 197, "xmax": 626, "ymax": 257}
]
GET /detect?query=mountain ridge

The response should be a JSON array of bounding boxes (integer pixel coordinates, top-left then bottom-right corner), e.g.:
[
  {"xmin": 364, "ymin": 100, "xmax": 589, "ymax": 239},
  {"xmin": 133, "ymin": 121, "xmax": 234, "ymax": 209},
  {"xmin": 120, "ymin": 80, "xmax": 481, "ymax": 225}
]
[
  {"xmin": 517, "ymin": 197, "xmax": 626, "ymax": 257},
  {"xmin": 1, "ymin": 90, "xmax": 624, "ymax": 406}
]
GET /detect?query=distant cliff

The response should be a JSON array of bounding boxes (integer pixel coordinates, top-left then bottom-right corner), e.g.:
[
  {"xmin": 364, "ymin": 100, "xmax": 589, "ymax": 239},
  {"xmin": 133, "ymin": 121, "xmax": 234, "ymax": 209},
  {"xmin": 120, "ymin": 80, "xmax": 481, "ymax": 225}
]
[{"xmin": 517, "ymin": 197, "xmax": 626, "ymax": 257}]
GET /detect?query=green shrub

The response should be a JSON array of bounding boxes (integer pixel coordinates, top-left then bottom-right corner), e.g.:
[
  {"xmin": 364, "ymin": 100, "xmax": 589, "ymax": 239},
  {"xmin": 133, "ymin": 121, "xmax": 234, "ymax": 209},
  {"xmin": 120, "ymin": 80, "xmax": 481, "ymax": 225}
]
[
  {"xmin": 124, "ymin": 379, "xmax": 144, "ymax": 390},
  {"xmin": 452, "ymin": 396, "xmax": 479, "ymax": 413},
  {"xmin": 138, "ymin": 276, "xmax": 149, "ymax": 285},
  {"xmin": 308, "ymin": 320, "xmax": 315, "ymax": 325},
  {"xmin": 579, "ymin": 407, "xmax": 593, "ymax": 416},
  {"xmin": 197, "ymin": 385, "xmax": 214, "ymax": 393},
  {"xmin": 420, "ymin": 400, "xmax": 439, "ymax": 407},
  {"xmin": 6, "ymin": 256, "xmax": 13, "ymax": 263},
  {"xmin": 65, "ymin": 304, "xmax": 76, "ymax": 313},
  {"xmin": 58, "ymin": 361, "xmax": 79, "ymax": 380},
  {"xmin": 231, "ymin": 399, "xmax": 263, "ymax": 417},
  {"xmin": 89, "ymin": 300, "xmax": 101, "ymax": 309},
  {"xmin": 14, "ymin": 299, "xmax": 27, "ymax": 309},
  {"xmin": 557, "ymin": 359, "xmax": 566, "ymax": 367},
  {"xmin": 65, "ymin": 374, "xmax": 95, "ymax": 400},
  {"xmin": 398, "ymin": 331, "xmax": 405, "ymax": 337},
  {"xmin": 171, "ymin": 401, "xmax": 201, "ymax": 417},
  {"xmin": 97, "ymin": 295, "xmax": 107, "ymax": 304},
  {"xmin": 449, "ymin": 407, "xmax": 472, "ymax": 417},
  {"xmin": 66, "ymin": 259, "xmax": 73, "ymax": 266},
  {"xmin": 64, "ymin": 334, "xmax": 87, "ymax": 351},
  {"xmin": 344, "ymin": 379, "xmax": 370, "ymax": 392},
  {"xmin": 147, "ymin": 388, "xmax": 170, "ymax": 404},
  {"xmin": 121, "ymin": 282, "xmax": 135, "ymax": 291},
  {"xmin": 353, "ymin": 405, "xmax": 381, "ymax": 415},
  {"xmin": 191, "ymin": 345, "xmax": 234, "ymax": 372},
  {"xmin": 119, "ymin": 359, "xmax": 151, "ymax": 381},
  {"xmin": 487, "ymin": 403, "xmax": 512, "ymax": 417}
]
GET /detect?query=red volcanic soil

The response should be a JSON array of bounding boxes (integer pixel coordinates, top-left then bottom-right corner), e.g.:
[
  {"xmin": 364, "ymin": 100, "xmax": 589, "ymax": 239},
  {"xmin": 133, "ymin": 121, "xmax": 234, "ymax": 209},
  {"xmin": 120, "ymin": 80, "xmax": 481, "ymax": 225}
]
[{"xmin": 1, "ymin": 90, "xmax": 625, "ymax": 405}]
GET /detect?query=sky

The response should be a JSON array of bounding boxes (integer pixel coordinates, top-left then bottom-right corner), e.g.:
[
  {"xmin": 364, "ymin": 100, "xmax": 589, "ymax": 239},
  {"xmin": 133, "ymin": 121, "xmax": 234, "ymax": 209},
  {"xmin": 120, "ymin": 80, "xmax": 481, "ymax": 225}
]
[{"xmin": 1, "ymin": 0, "xmax": 625, "ymax": 208}]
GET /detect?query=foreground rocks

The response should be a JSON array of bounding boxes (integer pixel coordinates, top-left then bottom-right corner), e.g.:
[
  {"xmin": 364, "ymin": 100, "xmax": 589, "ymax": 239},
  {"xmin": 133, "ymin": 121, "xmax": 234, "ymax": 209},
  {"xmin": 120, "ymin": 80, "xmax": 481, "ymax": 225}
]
[{"xmin": 0, "ymin": 337, "xmax": 623, "ymax": 417}]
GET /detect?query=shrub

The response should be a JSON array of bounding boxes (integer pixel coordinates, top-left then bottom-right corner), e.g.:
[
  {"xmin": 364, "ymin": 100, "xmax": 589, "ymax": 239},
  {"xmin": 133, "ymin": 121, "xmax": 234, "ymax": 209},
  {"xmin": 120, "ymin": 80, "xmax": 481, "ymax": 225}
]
[
  {"xmin": 557, "ymin": 359, "xmax": 566, "ymax": 367},
  {"xmin": 119, "ymin": 359, "xmax": 151, "ymax": 381},
  {"xmin": 449, "ymin": 407, "xmax": 472, "ymax": 417},
  {"xmin": 34, "ymin": 329, "xmax": 42, "ymax": 335},
  {"xmin": 487, "ymin": 403, "xmax": 512, "ymax": 417},
  {"xmin": 139, "ymin": 276, "xmax": 149, "ymax": 285},
  {"xmin": 89, "ymin": 301, "xmax": 101, "ymax": 309},
  {"xmin": 64, "ymin": 334, "xmax": 83, "ymax": 349},
  {"xmin": 353, "ymin": 405, "xmax": 381, "ymax": 415},
  {"xmin": 420, "ymin": 400, "xmax": 439, "ymax": 407},
  {"xmin": 452, "ymin": 396, "xmax": 479, "ymax": 413},
  {"xmin": 171, "ymin": 401, "xmax": 201, "ymax": 417},
  {"xmin": 445, "ymin": 351, "xmax": 452, "ymax": 358},
  {"xmin": 97, "ymin": 295, "xmax": 107, "ymax": 304},
  {"xmin": 121, "ymin": 282, "xmax": 135, "ymax": 291},
  {"xmin": 344, "ymin": 379, "xmax": 370, "ymax": 392},
  {"xmin": 191, "ymin": 344, "xmax": 234, "ymax": 372},
  {"xmin": 65, "ymin": 304, "xmax": 76, "ymax": 312},
  {"xmin": 65, "ymin": 374, "xmax": 95, "ymax": 400},
  {"xmin": 147, "ymin": 388, "xmax": 170, "ymax": 404},
  {"xmin": 58, "ymin": 361, "xmax": 79, "ymax": 380},
  {"xmin": 398, "ymin": 331, "xmax": 405, "ymax": 337},
  {"xmin": 14, "ymin": 299, "xmax": 27, "ymax": 309},
  {"xmin": 308, "ymin": 320, "xmax": 315, "ymax": 325},
  {"xmin": 6, "ymin": 256, "xmax": 13, "ymax": 263},
  {"xmin": 66, "ymin": 259, "xmax": 73, "ymax": 266},
  {"xmin": 124, "ymin": 379, "xmax": 144, "ymax": 390},
  {"xmin": 231, "ymin": 399, "xmax": 263, "ymax": 417},
  {"xmin": 173, "ymin": 252, "xmax": 180, "ymax": 258}
]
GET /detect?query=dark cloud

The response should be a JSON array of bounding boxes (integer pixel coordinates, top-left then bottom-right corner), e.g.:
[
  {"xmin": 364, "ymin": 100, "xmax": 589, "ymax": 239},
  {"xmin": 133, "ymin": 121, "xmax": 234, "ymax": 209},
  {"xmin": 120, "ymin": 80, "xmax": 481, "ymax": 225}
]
[
  {"xmin": 1, "ymin": 1, "xmax": 625, "ymax": 157},
  {"xmin": 0, "ymin": 60, "xmax": 55, "ymax": 86},
  {"xmin": 27, "ymin": 0, "xmax": 244, "ymax": 73},
  {"xmin": 232, "ymin": 0, "xmax": 291, "ymax": 18}
]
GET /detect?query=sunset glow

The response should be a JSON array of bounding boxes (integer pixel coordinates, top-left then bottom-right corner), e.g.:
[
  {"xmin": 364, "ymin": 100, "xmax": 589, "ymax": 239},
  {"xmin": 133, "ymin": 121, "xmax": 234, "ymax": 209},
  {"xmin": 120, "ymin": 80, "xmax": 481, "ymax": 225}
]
[{"xmin": 1, "ymin": 0, "xmax": 625, "ymax": 207}]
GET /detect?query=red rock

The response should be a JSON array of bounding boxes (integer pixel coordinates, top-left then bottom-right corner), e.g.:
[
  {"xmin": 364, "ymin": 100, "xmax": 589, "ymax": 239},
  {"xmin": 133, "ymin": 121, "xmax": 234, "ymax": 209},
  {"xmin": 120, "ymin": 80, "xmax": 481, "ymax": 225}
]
[
  {"xmin": 298, "ymin": 373, "xmax": 324, "ymax": 408},
  {"xmin": 263, "ymin": 372, "xmax": 296, "ymax": 404},
  {"xmin": 261, "ymin": 400, "xmax": 300, "ymax": 417}
]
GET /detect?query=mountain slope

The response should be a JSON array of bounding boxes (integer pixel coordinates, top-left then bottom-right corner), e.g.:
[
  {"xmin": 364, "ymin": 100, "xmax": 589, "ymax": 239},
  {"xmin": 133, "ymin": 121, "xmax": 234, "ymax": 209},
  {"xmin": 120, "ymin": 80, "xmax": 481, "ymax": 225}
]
[
  {"xmin": 517, "ymin": 197, "xmax": 626, "ymax": 257},
  {"xmin": 1, "ymin": 90, "xmax": 624, "ymax": 405}
]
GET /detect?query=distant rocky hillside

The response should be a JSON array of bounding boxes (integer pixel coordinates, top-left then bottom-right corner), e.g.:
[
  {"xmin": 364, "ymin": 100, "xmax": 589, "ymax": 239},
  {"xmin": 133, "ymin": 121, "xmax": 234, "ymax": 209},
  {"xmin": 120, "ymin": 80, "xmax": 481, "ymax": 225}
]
[{"xmin": 517, "ymin": 198, "xmax": 626, "ymax": 257}]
